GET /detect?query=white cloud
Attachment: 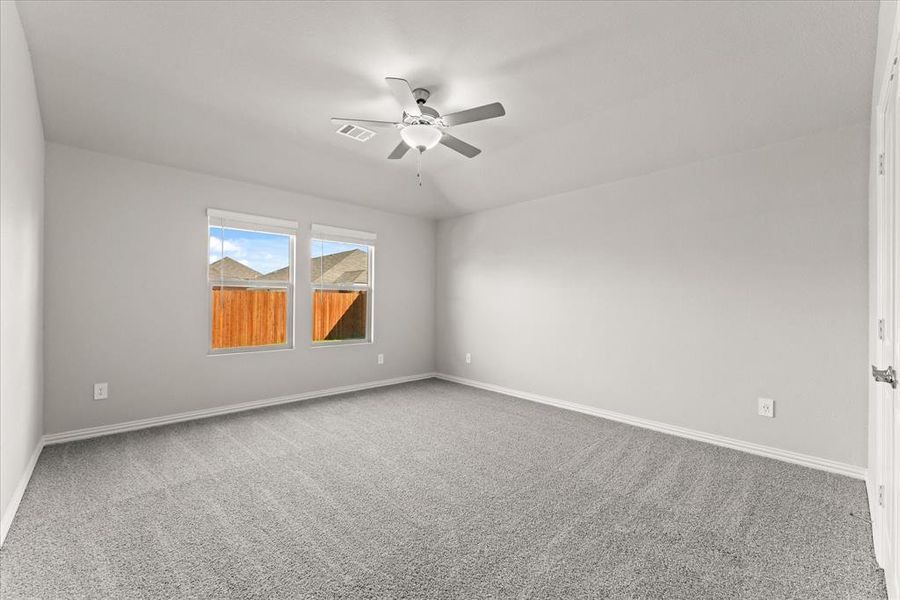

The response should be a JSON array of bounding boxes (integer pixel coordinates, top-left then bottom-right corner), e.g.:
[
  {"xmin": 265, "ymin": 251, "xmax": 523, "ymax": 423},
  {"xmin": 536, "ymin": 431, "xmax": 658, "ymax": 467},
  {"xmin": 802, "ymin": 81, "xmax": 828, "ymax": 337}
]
[
  {"xmin": 208, "ymin": 236, "xmax": 242, "ymax": 262},
  {"xmin": 208, "ymin": 231, "xmax": 290, "ymax": 275}
]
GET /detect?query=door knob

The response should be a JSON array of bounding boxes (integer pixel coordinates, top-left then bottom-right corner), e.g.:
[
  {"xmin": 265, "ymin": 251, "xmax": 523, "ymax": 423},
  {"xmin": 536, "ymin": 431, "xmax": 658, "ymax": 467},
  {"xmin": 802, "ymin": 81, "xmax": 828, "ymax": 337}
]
[{"xmin": 872, "ymin": 365, "xmax": 897, "ymax": 389}]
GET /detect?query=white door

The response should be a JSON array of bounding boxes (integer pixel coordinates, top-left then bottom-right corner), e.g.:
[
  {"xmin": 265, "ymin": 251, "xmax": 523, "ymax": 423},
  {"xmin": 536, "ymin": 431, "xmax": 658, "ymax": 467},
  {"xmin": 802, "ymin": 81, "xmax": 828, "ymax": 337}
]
[{"xmin": 874, "ymin": 52, "xmax": 900, "ymax": 598}]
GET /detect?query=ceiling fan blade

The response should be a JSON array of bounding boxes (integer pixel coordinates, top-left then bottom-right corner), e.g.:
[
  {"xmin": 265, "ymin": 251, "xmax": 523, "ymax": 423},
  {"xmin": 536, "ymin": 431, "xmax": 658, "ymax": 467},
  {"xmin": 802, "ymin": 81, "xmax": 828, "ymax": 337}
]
[
  {"xmin": 331, "ymin": 118, "xmax": 399, "ymax": 129},
  {"xmin": 440, "ymin": 133, "xmax": 481, "ymax": 158},
  {"xmin": 385, "ymin": 77, "xmax": 421, "ymax": 117},
  {"xmin": 387, "ymin": 141, "xmax": 410, "ymax": 160},
  {"xmin": 441, "ymin": 102, "xmax": 506, "ymax": 127}
]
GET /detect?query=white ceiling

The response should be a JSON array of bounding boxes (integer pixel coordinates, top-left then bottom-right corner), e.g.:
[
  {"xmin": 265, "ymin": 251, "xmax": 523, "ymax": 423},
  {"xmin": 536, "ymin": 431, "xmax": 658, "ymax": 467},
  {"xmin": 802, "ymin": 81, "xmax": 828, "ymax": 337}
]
[{"xmin": 18, "ymin": 1, "xmax": 877, "ymax": 219}]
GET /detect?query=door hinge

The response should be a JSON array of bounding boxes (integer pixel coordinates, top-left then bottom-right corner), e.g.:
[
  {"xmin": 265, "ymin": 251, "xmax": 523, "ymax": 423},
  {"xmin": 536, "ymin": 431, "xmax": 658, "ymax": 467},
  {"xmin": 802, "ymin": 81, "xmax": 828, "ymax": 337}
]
[
  {"xmin": 879, "ymin": 153, "xmax": 885, "ymax": 175},
  {"xmin": 878, "ymin": 318, "xmax": 886, "ymax": 340},
  {"xmin": 879, "ymin": 484, "xmax": 885, "ymax": 507}
]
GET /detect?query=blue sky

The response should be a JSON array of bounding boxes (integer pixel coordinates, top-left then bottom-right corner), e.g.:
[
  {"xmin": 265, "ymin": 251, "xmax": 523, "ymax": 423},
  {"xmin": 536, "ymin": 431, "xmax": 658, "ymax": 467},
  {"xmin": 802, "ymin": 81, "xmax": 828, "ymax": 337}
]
[
  {"xmin": 208, "ymin": 227, "xmax": 290, "ymax": 275},
  {"xmin": 208, "ymin": 227, "xmax": 367, "ymax": 275}
]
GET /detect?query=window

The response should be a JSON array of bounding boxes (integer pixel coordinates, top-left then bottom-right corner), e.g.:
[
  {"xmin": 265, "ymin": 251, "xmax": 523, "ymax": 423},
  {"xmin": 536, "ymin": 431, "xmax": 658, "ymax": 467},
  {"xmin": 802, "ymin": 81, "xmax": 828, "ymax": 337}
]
[
  {"xmin": 310, "ymin": 224, "xmax": 375, "ymax": 345},
  {"xmin": 208, "ymin": 209, "xmax": 296, "ymax": 353}
]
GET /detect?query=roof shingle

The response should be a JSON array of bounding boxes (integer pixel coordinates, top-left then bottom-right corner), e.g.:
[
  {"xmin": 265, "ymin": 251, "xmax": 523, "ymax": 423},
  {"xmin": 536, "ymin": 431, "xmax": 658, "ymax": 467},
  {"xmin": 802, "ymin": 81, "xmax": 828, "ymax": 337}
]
[
  {"xmin": 208, "ymin": 257, "xmax": 262, "ymax": 281},
  {"xmin": 210, "ymin": 249, "xmax": 368, "ymax": 284}
]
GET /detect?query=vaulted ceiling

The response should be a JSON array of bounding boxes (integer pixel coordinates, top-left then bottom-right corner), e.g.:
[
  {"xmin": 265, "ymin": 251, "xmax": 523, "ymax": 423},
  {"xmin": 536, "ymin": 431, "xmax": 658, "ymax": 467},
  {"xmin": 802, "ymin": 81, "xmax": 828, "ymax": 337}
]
[{"xmin": 18, "ymin": 1, "xmax": 877, "ymax": 218}]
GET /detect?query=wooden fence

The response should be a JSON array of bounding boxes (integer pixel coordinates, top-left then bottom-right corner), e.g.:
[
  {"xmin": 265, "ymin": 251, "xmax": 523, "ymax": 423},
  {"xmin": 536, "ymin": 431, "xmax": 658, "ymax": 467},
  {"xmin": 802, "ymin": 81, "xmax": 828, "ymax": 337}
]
[
  {"xmin": 312, "ymin": 290, "xmax": 367, "ymax": 341},
  {"xmin": 211, "ymin": 287, "xmax": 367, "ymax": 348},
  {"xmin": 211, "ymin": 287, "xmax": 287, "ymax": 349}
]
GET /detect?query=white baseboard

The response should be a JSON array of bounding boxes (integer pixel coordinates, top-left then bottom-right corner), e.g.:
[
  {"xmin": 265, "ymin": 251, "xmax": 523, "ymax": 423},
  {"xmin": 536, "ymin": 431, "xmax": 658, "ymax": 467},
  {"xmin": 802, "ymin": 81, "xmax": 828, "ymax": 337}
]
[
  {"xmin": 436, "ymin": 373, "xmax": 866, "ymax": 480},
  {"xmin": 1, "ymin": 439, "xmax": 45, "ymax": 547},
  {"xmin": 44, "ymin": 373, "xmax": 437, "ymax": 445}
]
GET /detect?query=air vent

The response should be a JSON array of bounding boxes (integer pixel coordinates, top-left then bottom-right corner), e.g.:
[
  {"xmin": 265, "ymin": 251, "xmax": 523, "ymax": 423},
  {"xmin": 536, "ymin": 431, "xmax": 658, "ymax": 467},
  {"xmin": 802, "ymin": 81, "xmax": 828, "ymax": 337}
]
[{"xmin": 336, "ymin": 123, "xmax": 376, "ymax": 142}]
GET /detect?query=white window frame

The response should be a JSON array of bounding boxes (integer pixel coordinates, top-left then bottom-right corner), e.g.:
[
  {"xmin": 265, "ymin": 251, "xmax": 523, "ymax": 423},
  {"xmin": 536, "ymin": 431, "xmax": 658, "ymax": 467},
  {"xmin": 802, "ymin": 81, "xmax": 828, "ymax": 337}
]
[
  {"xmin": 207, "ymin": 208, "xmax": 297, "ymax": 355},
  {"xmin": 310, "ymin": 224, "xmax": 376, "ymax": 347}
]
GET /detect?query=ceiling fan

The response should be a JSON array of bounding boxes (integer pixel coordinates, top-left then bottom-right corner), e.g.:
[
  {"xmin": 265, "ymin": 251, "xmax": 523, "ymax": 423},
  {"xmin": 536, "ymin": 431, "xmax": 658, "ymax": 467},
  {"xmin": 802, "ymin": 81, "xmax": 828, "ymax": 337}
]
[{"xmin": 331, "ymin": 77, "xmax": 505, "ymax": 161}]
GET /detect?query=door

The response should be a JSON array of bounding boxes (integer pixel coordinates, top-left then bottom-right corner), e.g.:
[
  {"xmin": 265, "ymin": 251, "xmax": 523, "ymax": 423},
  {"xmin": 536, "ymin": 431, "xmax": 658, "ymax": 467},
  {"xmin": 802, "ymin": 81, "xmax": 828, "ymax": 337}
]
[{"xmin": 874, "ymin": 52, "xmax": 900, "ymax": 597}]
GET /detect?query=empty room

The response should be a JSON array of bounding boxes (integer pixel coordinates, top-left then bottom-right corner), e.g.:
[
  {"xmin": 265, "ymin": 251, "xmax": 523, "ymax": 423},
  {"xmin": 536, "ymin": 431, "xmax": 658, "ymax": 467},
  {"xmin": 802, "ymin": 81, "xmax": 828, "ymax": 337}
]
[{"xmin": 1, "ymin": 1, "xmax": 898, "ymax": 598}]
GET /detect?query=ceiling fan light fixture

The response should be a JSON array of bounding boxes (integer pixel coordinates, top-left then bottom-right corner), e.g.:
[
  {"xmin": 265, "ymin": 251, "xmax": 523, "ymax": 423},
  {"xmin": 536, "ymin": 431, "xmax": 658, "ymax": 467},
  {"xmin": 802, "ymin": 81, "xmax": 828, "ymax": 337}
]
[
  {"xmin": 332, "ymin": 77, "xmax": 504, "ymax": 164},
  {"xmin": 400, "ymin": 124, "xmax": 442, "ymax": 151}
]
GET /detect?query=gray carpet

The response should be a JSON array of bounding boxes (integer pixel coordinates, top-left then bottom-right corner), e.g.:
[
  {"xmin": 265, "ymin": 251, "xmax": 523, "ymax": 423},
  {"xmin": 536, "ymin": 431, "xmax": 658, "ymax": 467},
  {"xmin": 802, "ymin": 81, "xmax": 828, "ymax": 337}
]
[{"xmin": 0, "ymin": 379, "xmax": 886, "ymax": 599}]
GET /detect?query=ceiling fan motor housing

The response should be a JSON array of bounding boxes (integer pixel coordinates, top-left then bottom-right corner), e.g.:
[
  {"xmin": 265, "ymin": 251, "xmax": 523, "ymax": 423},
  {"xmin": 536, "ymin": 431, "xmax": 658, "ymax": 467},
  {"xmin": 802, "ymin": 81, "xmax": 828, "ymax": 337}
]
[
  {"xmin": 404, "ymin": 105, "xmax": 440, "ymax": 126},
  {"xmin": 332, "ymin": 76, "xmax": 504, "ymax": 161},
  {"xmin": 412, "ymin": 87, "xmax": 430, "ymax": 105}
]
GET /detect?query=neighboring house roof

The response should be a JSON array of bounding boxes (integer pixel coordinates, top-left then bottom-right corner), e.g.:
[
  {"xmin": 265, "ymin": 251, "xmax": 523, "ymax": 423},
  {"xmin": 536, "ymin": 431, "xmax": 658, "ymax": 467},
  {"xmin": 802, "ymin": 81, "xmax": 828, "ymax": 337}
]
[
  {"xmin": 257, "ymin": 266, "xmax": 290, "ymax": 281},
  {"xmin": 209, "ymin": 257, "xmax": 261, "ymax": 280},
  {"xmin": 210, "ymin": 250, "xmax": 368, "ymax": 284},
  {"xmin": 312, "ymin": 249, "xmax": 368, "ymax": 284}
]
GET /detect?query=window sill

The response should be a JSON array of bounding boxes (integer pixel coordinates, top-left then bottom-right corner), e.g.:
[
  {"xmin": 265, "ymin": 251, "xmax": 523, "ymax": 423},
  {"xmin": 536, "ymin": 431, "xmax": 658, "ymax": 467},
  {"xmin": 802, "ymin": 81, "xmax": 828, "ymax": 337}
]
[
  {"xmin": 208, "ymin": 346, "xmax": 294, "ymax": 356},
  {"xmin": 310, "ymin": 340, "xmax": 373, "ymax": 349}
]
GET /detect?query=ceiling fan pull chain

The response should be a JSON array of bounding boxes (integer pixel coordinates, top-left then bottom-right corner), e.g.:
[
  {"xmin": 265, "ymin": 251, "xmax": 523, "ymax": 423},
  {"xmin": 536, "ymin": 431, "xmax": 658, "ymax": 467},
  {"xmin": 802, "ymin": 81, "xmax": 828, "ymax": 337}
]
[{"xmin": 417, "ymin": 149, "xmax": 423, "ymax": 187}]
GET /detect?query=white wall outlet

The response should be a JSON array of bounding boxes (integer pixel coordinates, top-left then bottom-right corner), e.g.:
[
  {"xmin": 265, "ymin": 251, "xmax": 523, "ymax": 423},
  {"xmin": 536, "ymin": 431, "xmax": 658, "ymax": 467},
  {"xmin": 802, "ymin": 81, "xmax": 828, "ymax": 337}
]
[
  {"xmin": 758, "ymin": 397, "xmax": 774, "ymax": 418},
  {"xmin": 94, "ymin": 382, "xmax": 109, "ymax": 400},
  {"xmin": 377, "ymin": 353, "xmax": 384, "ymax": 365},
  {"xmin": 465, "ymin": 353, "xmax": 471, "ymax": 364}
]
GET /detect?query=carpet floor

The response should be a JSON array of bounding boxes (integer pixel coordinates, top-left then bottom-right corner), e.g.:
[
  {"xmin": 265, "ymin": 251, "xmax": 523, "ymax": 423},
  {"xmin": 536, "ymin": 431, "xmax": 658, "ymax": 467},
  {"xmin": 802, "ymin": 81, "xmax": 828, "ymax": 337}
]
[{"xmin": 0, "ymin": 379, "xmax": 886, "ymax": 599}]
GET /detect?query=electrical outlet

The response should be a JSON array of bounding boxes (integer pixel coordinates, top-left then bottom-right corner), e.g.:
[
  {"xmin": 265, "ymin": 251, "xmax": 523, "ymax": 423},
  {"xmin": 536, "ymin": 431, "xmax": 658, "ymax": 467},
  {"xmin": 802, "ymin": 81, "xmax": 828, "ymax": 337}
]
[
  {"xmin": 465, "ymin": 353, "xmax": 471, "ymax": 364},
  {"xmin": 377, "ymin": 353, "xmax": 384, "ymax": 365},
  {"xmin": 94, "ymin": 382, "xmax": 109, "ymax": 400},
  {"xmin": 758, "ymin": 397, "xmax": 774, "ymax": 418}
]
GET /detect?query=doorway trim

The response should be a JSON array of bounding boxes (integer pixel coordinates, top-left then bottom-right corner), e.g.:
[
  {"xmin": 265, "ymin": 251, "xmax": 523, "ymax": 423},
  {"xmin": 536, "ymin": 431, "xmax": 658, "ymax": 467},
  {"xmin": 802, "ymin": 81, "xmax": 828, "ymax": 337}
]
[{"xmin": 870, "ymin": 14, "xmax": 900, "ymax": 599}]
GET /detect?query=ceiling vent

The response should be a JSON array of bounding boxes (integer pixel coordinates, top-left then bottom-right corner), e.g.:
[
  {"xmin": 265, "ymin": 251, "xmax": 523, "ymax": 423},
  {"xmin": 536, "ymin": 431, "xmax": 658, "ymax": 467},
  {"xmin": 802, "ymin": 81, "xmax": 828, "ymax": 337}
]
[{"xmin": 336, "ymin": 123, "xmax": 375, "ymax": 142}]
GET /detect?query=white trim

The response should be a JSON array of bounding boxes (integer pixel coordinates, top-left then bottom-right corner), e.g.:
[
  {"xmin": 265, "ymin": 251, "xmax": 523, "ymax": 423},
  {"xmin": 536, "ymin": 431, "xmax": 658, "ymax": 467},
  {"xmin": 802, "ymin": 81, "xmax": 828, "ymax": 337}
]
[
  {"xmin": 311, "ymin": 340, "xmax": 374, "ymax": 348},
  {"xmin": 1, "ymin": 439, "xmax": 44, "ymax": 547},
  {"xmin": 207, "ymin": 208, "xmax": 298, "ymax": 231},
  {"xmin": 436, "ymin": 373, "xmax": 866, "ymax": 480},
  {"xmin": 43, "ymin": 373, "xmax": 436, "ymax": 445},
  {"xmin": 311, "ymin": 223, "xmax": 377, "ymax": 245},
  {"xmin": 870, "ymin": 24, "xmax": 900, "ymax": 598},
  {"xmin": 890, "ymin": 550, "xmax": 900, "ymax": 600}
]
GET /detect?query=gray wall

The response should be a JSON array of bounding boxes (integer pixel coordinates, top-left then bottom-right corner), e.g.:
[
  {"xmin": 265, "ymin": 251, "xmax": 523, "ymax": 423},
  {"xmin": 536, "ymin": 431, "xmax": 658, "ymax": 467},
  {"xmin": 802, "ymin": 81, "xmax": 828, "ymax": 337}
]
[
  {"xmin": 1, "ymin": 1, "xmax": 45, "ymax": 526},
  {"xmin": 43, "ymin": 143, "xmax": 435, "ymax": 434},
  {"xmin": 436, "ymin": 124, "xmax": 870, "ymax": 467}
]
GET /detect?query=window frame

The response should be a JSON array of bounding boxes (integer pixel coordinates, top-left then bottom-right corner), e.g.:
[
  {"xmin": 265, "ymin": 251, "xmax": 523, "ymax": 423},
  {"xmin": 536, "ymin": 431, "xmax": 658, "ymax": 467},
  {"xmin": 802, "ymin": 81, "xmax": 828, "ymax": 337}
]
[
  {"xmin": 310, "ymin": 235, "xmax": 375, "ymax": 347},
  {"xmin": 207, "ymin": 209, "xmax": 297, "ymax": 356}
]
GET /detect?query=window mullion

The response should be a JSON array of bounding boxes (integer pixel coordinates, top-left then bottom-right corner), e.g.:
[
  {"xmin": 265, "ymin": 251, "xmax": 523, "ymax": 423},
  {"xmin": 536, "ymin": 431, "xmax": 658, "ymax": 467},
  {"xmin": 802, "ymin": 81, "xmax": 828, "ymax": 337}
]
[
  {"xmin": 311, "ymin": 284, "xmax": 370, "ymax": 292},
  {"xmin": 213, "ymin": 280, "xmax": 291, "ymax": 289}
]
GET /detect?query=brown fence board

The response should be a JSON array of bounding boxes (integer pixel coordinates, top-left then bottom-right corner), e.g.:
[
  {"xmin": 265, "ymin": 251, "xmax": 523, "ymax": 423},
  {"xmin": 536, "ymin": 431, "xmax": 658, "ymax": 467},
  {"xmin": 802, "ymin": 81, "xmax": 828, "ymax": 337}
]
[
  {"xmin": 211, "ymin": 287, "xmax": 367, "ymax": 348},
  {"xmin": 211, "ymin": 287, "xmax": 287, "ymax": 349},
  {"xmin": 312, "ymin": 290, "xmax": 367, "ymax": 341}
]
